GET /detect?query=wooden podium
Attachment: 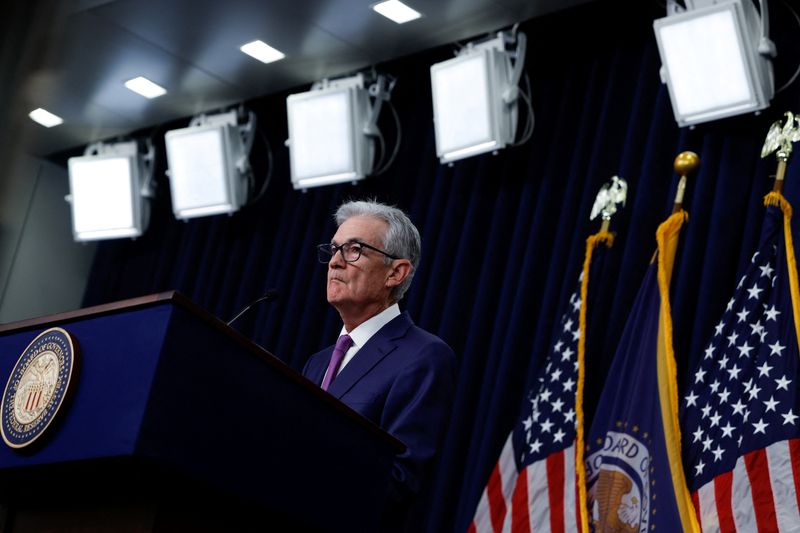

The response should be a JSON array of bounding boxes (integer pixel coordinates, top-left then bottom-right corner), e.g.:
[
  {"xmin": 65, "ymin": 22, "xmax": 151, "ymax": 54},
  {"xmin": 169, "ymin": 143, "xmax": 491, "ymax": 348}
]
[{"xmin": 0, "ymin": 292, "xmax": 402, "ymax": 532}]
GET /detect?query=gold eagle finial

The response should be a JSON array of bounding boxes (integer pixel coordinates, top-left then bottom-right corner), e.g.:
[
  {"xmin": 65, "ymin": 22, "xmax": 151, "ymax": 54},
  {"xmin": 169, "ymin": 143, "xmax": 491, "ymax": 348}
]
[
  {"xmin": 761, "ymin": 111, "xmax": 800, "ymax": 160},
  {"xmin": 590, "ymin": 176, "xmax": 628, "ymax": 232}
]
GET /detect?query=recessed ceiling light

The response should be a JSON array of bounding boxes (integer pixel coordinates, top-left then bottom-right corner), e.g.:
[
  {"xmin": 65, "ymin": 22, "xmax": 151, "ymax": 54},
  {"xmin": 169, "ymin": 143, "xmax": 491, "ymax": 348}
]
[
  {"xmin": 371, "ymin": 0, "xmax": 422, "ymax": 24},
  {"xmin": 124, "ymin": 76, "xmax": 167, "ymax": 99},
  {"xmin": 240, "ymin": 40, "xmax": 286, "ymax": 64},
  {"xmin": 28, "ymin": 108, "xmax": 64, "ymax": 128}
]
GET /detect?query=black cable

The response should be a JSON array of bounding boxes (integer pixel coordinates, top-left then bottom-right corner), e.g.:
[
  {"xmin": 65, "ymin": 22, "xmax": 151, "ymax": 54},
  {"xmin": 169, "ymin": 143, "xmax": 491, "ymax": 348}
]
[
  {"xmin": 373, "ymin": 101, "xmax": 402, "ymax": 175},
  {"xmin": 775, "ymin": 0, "xmax": 800, "ymax": 94},
  {"xmin": 510, "ymin": 73, "xmax": 535, "ymax": 148},
  {"xmin": 246, "ymin": 126, "xmax": 274, "ymax": 206}
]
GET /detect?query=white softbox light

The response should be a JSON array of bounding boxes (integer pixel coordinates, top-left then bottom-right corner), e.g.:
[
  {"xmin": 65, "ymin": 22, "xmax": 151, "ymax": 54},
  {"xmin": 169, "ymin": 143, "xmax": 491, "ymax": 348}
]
[
  {"xmin": 430, "ymin": 32, "xmax": 524, "ymax": 164},
  {"xmin": 67, "ymin": 141, "xmax": 149, "ymax": 242},
  {"xmin": 654, "ymin": 0, "xmax": 774, "ymax": 127},
  {"xmin": 286, "ymin": 75, "xmax": 372, "ymax": 190},
  {"xmin": 165, "ymin": 111, "xmax": 252, "ymax": 220}
]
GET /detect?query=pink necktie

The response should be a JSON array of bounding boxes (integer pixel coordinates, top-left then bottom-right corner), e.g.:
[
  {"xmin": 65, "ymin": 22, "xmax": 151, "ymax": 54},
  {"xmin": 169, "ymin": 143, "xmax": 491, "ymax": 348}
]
[{"xmin": 321, "ymin": 334, "xmax": 353, "ymax": 391}]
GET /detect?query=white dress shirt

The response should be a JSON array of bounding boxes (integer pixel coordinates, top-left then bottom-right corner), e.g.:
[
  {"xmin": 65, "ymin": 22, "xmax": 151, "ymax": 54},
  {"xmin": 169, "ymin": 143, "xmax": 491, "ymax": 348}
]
[{"xmin": 329, "ymin": 303, "xmax": 401, "ymax": 380}]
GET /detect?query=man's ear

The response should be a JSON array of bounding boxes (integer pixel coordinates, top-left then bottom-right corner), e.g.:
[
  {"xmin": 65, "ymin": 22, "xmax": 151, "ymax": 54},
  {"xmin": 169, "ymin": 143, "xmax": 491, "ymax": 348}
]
[{"xmin": 386, "ymin": 259, "xmax": 412, "ymax": 288}]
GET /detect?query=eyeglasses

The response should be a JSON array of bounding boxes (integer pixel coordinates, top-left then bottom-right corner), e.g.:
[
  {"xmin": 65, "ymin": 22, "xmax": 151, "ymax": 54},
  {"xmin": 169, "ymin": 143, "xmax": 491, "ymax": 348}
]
[{"xmin": 317, "ymin": 241, "xmax": 400, "ymax": 263}]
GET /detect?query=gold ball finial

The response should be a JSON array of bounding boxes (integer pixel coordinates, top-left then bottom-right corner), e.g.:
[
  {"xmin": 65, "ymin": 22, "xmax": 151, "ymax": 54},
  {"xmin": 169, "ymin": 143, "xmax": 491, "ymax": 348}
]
[{"xmin": 674, "ymin": 151, "xmax": 700, "ymax": 177}]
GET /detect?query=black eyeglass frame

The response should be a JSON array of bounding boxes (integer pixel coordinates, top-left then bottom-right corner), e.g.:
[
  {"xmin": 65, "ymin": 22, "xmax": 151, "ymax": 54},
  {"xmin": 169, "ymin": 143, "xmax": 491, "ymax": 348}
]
[{"xmin": 317, "ymin": 241, "xmax": 400, "ymax": 263}]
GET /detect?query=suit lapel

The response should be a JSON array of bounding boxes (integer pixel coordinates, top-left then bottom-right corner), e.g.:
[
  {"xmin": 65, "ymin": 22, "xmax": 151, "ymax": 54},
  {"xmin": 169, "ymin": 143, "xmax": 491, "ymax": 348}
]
[
  {"xmin": 328, "ymin": 312, "xmax": 413, "ymax": 399},
  {"xmin": 308, "ymin": 347, "xmax": 333, "ymax": 385}
]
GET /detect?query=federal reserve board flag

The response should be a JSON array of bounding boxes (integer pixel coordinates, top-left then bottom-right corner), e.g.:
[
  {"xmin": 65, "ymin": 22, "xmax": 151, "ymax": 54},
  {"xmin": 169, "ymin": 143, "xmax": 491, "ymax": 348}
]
[
  {"xmin": 470, "ymin": 231, "xmax": 614, "ymax": 533},
  {"xmin": 585, "ymin": 211, "xmax": 700, "ymax": 532},
  {"xmin": 682, "ymin": 192, "xmax": 800, "ymax": 531}
]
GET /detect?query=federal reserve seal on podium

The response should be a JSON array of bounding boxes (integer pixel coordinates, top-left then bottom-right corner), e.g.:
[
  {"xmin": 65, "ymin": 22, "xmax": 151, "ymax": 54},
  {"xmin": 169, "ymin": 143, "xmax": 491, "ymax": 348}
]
[{"xmin": 1, "ymin": 328, "xmax": 78, "ymax": 448}]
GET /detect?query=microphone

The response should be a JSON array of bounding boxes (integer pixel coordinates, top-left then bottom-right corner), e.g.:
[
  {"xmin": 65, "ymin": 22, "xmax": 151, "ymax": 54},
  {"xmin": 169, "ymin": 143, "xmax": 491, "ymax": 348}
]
[{"xmin": 226, "ymin": 290, "xmax": 279, "ymax": 327}]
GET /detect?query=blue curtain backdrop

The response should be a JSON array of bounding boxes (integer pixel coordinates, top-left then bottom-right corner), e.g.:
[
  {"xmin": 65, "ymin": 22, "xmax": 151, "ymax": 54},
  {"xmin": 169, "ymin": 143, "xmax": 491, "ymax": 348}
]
[{"xmin": 78, "ymin": 1, "xmax": 800, "ymax": 530}]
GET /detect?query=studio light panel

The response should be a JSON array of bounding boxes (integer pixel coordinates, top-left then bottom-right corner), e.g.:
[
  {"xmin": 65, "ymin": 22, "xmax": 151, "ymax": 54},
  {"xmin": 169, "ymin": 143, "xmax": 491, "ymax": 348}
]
[
  {"xmin": 286, "ymin": 85, "xmax": 370, "ymax": 189},
  {"xmin": 67, "ymin": 150, "xmax": 143, "ymax": 241},
  {"xmin": 165, "ymin": 122, "xmax": 245, "ymax": 220},
  {"xmin": 431, "ymin": 46, "xmax": 513, "ymax": 163},
  {"xmin": 654, "ymin": 0, "xmax": 773, "ymax": 126}
]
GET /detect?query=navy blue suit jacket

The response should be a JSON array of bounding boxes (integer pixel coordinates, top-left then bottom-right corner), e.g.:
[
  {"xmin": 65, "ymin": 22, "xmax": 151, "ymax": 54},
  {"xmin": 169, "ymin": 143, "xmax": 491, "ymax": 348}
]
[{"xmin": 302, "ymin": 311, "xmax": 456, "ymax": 501}]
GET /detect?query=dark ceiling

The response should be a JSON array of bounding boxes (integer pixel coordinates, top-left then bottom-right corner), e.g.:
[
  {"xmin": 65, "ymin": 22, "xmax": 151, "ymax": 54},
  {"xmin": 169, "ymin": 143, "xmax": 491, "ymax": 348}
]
[{"xmin": 19, "ymin": 0, "xmax": 594, "ymax": 158}]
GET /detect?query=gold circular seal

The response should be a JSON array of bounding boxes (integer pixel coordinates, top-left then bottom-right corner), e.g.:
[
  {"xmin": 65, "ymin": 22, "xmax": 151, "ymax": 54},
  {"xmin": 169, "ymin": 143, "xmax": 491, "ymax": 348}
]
[{"xmin": 1, "ymin": 327, "xmax": 77, "ymax": 448}]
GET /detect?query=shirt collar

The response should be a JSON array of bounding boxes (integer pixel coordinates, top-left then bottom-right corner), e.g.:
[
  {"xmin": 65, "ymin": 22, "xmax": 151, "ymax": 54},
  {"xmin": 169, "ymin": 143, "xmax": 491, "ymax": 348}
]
[{"xmin": 340, "ymin": 303, "xmax": 401, "ymax": 349}]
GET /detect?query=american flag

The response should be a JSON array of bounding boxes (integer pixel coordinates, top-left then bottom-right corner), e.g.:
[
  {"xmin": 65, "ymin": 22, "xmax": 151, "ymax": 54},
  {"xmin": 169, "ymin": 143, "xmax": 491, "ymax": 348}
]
[
  {"xmin": 470, "ymin": 276, "xmax": 587, "ymax": 533},
  {"xmin": 468, "ymin": 231, "xmax": 613, "ymax": 532},
  {"xmin": 682, "ymin": 194, "xmax": 800, "ymax": 531}
]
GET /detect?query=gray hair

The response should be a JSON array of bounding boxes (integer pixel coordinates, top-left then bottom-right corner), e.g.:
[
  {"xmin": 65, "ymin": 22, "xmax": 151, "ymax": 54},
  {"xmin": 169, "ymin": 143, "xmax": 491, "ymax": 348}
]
[{"xmin": 335, "ymin": 199, "xmax": 421, "ymax": 301}]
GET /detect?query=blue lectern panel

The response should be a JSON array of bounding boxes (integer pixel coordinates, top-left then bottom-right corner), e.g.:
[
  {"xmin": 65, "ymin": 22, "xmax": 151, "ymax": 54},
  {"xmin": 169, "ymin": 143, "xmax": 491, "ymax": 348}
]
[{"xmin": 0, "ymin": 305, "xmax": 173, "ymax": 466}]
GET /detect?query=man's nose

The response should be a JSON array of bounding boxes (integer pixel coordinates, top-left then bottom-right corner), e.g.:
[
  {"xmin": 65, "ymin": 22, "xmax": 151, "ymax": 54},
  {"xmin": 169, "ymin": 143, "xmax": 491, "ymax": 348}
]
[{"xmin": 329, "ymin": 247, "xmax": 346, "ymax": 268}]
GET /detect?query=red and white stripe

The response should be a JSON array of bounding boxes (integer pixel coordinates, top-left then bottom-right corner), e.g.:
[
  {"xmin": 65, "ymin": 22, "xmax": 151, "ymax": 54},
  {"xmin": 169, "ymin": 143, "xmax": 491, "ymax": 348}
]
[
  {"xmin": 470, "ymin": 439, "xmax": 582, "ymax": 533},
  {"xmin": 471, "ymin": 435, "xmax": 517, "ymax": 533},
  {"xmin": 693, "ymin": 439, "xmax": 800, "ymax": 532}
]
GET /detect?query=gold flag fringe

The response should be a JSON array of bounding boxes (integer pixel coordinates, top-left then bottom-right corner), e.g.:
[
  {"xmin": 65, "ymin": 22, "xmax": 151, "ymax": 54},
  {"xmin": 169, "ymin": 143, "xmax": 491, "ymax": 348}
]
[
  {"xmin": 576, "ymin": 230, "xmax": 614, "ymax": 533},
  {"xmin": 655, "ymin": 210, "xmax": 701, "ymax": 533},
  {"xmin": 764, "ymin": 192, "xmax": 800, "ymax": 356}
]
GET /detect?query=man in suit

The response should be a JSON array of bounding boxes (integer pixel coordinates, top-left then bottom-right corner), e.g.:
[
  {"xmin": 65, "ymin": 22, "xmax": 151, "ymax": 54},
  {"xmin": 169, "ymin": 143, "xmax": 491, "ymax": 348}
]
[{"xmin": 303, "ymin": 199, "xmax": 456, "ymax": 528}]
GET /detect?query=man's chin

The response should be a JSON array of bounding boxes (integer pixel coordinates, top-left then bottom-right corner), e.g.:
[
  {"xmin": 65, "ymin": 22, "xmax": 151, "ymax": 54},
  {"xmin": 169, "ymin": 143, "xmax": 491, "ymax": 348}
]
[{"xmin": 327, "ymin": 292, "xmax": 345, "ymax": 305}]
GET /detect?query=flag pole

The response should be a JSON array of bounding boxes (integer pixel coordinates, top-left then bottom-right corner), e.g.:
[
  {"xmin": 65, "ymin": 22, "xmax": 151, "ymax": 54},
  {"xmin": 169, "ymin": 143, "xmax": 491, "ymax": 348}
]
[
  {"xmin": 671, "ymin": 151, "xmax": 699, "ymax": 213},
  {"xmin": 762, "ymin": 111, "xmax": 800, "ymax": 353},
  {"xmin": 578, "ymin": 176, "xmax": 626, "ymax": 532},
  {"xmin": 650, "ymin": 151, "xmax": 698, "ymax": 263},
  {"xmin": 774, "ymin": 151, "xmax": 789, "ymax": 193},
  {"xmin": 761, "ymin": 111, "xmax": 800, "ymax": 193},
  {"xmin": 655, "ymin": 150, "xmax": 702, "ymax": 532}
]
